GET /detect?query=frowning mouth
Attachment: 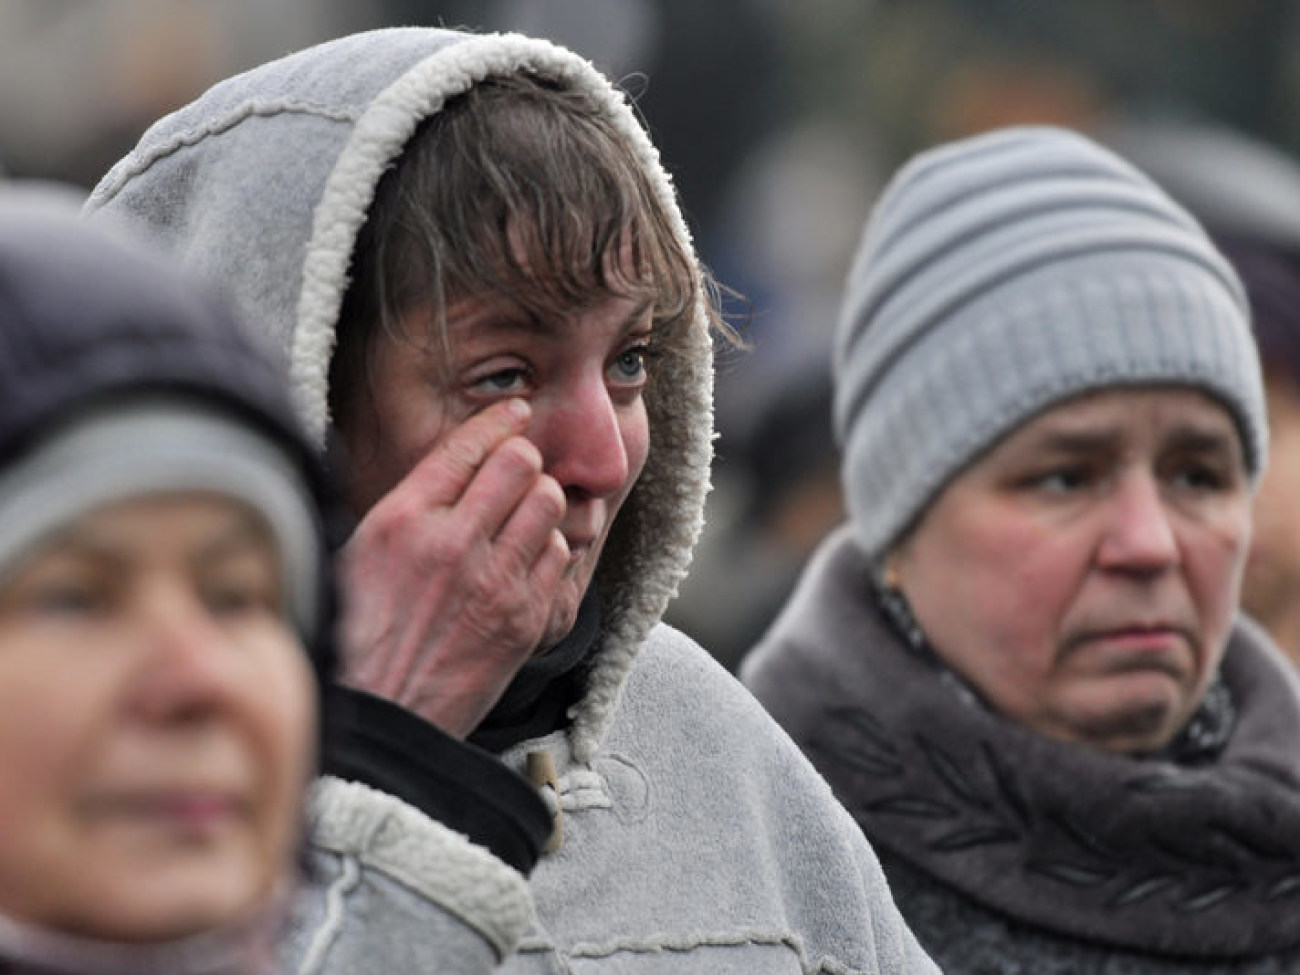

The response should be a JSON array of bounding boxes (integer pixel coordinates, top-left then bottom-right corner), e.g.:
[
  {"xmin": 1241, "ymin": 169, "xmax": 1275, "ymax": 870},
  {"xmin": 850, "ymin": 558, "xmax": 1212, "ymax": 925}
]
[{"xmin": 1065, "ymin": 622, "xmax": 1193, "ymax": 670}]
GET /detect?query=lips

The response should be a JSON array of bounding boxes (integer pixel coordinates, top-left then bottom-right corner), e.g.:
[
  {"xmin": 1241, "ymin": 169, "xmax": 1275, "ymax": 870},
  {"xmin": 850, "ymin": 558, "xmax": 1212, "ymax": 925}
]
[
  {"xmin": 1064, "ymin": 620, "xmax": 1194, "ymax": 674},
  {"xmin": 1073, "ymin": 618, "xmax": 1185, "ymax": 639},
  {"xmin": 1086, "ymin": 625, "xmax": 1181, "ymax": 648},
  {"xmin": 82, "ymin": 790, "xmax": 249, "ymax": 833},
  {"xmin": 561, "ymin": 521, "xmax": 602, "ymax": 567}
]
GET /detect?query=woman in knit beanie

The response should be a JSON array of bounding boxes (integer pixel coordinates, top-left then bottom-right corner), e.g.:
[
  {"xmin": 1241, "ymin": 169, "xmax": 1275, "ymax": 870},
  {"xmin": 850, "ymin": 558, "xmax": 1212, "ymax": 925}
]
[
  {"xmin": 0, "ymin": 193, "xmax": 537, "ymax": 974},
  {"xmin": 744, "ymin": 126, "xmax": 1300, "ymax": 971}
]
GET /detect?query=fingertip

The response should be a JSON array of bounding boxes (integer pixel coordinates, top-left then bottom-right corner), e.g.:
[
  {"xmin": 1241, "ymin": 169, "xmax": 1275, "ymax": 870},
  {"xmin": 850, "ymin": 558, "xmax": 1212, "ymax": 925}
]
[
  {"xmin": 533, "ymin": 527, "xmax": 571, "ymax": 587},
  {"xmin": 532, "ymin": 470, "xmax": 567, "ymax": 521},
  {"xmin": 501, "ymin": 434, "xmax": 544, "ymax": 473},
  {"xmin": 504, "ymin": 397, "xmax": 531, "ymax": 425},
  {"xmin": 538, "ymin": 470, "xmax": 564, "ymax": 500}
]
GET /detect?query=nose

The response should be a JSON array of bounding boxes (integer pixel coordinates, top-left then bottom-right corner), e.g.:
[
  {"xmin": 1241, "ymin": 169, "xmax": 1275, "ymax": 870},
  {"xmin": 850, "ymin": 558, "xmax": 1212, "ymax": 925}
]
[
  {"xmin": 533, "ymin": 375, "xmax": 631, "ymax": 502},
  {"xmin": 1095, "ymin": 471, "xmax": 1180, "ymax": 575},
  {"xmin": 127, "ymin": 583, "xmax": 240, "ymax": 722}
]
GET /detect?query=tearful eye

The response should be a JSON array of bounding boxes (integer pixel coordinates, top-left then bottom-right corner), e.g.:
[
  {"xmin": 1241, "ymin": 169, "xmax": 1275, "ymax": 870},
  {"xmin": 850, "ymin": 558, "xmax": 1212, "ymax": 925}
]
[
  {"xmin": 1171, "ymin": 463, "xmax": 1226, "ymax": 492},
  {"xmin": 474, "ymin": 368, "xmax": 529, "ymax": 395},
  {"xmin": 610, "ymin": 345, "xmax": 656, "ymax": 384}
]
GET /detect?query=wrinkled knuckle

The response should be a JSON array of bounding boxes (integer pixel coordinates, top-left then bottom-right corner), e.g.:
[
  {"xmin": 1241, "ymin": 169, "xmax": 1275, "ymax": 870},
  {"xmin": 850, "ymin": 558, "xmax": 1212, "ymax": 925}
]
[
  {"xmin": 431, "ymin": 519, "xmax": 477, "ymax": 567},
  {"xmin": 531, "ymin": 475, "xmax": 566, "ymax": 521},
  {"xmin": 379, "ymin": 492, "xmax": 424, "ymax": 531},
  {"xmin": 467, "ymin": 547, "xmax": 523, "ymax": 599},
  {"xmin": 439, "ymin": 435, "xmax": 487, "ymax": 480},
  {"xmin": 499, "ymin": 435, "xmax": 543, "ymax": 474}
]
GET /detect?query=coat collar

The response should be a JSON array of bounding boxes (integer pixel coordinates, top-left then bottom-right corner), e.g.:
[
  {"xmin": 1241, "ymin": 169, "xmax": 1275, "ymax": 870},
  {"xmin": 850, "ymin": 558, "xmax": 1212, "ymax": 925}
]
[{"xmin": 748, "ymin": 526, "xmax": 1300, "ymax": 958}]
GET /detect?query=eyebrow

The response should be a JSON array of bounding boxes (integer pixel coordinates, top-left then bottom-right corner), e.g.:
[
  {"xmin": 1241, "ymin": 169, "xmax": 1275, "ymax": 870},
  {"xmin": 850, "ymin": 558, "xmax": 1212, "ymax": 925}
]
[
  {"xmin": 620, "ymin": 297, "xmax": 656, "ymax": 334},
  {"xmin": 193, "ymin": 516, "xmax": 278, "ymax": 565},
  {"xmin": 48, "ymin": 510, "xmax": 275, "ymax": 568},
  {"xmin": 1023, "ymin": 429, "xmax": 1122, "ymax": 455},
  {"xmin": 1160, "ymin": 426, "xmax": 1240, "ymax": 456},
  {"xmin": 1023, "ymin": 424, "xmax": 1238, "ymax": 456}
]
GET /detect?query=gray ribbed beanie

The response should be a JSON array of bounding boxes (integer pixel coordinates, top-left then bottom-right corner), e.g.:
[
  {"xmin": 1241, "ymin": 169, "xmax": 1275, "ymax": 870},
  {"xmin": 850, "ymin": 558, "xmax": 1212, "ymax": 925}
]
[{"xmin": 834, "ymin": 125, "xmax": 1267, "ymax": 564}]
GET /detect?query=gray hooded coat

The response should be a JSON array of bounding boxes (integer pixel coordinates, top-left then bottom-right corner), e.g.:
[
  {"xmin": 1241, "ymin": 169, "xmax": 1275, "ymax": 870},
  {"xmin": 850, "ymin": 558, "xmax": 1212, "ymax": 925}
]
[{"xmin": 86, "ymin": 27, "xmax": 937, "ymax": 975}]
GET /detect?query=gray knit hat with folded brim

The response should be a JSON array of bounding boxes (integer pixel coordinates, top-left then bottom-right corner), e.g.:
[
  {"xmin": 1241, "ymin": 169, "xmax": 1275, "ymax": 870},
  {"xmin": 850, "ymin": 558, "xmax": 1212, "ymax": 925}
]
[
  {"xmin": 834, "ymin": 125, "xmax": 1267, "ymax": 564},
  {"xmin": 0, "ymin": 399, "xmax": 321, "ymax": 636}
]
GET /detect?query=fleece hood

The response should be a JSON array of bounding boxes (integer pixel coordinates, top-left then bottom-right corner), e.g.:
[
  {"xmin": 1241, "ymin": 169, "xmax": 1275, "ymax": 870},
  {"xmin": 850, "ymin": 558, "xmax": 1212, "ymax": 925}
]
[{"xmin": 85, "ymin": 27, "xmax": 715, "ymax": 763}]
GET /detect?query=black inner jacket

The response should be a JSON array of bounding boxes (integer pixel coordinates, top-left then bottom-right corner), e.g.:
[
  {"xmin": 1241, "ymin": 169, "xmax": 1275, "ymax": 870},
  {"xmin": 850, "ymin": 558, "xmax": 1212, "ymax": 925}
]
[{"xmin": 321, "ymin": 586, "xmax": 601, "ymax": 874}]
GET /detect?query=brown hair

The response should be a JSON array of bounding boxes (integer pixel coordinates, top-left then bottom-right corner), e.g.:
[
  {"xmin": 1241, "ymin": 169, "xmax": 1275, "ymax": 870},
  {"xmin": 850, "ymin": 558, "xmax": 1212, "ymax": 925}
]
[{"xmin": 330, "ymin": 70, "xmax": 729, "ymax": 423}]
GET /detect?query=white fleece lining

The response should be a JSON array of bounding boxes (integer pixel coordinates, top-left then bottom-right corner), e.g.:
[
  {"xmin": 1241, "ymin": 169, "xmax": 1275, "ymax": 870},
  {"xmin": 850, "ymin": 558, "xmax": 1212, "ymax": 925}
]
[
  {"xmin": 307, "ymin": 776, "xmax": 535, "ymax": 962},
  {"xmin": 292, "ymin": 32, "xmax": 715, "ymax": 765}
]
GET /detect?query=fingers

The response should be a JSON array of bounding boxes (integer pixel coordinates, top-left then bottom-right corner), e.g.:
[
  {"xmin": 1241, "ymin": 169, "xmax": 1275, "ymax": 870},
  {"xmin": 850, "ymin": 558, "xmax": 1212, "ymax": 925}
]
[
  {"xmin": 402, "ymin": 398, "xmax": 532, "ymax": 507},
  {"xmin": 492, "ymin": 473, "xmax": 569, "ymax": 572},
  {"xmin": 360, "ymin": 394, "xmax": 567, "ymax": 569},
  {"xmin": 455, "ymin": 434, "xmax": 558, "ymax": 543}
]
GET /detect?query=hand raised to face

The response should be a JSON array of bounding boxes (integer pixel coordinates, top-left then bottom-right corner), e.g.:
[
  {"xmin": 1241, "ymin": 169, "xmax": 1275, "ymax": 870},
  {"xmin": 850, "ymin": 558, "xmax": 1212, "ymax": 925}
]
[{"xmin": 338, "ymin": 398, "xmax": 570, "ymax": 738}]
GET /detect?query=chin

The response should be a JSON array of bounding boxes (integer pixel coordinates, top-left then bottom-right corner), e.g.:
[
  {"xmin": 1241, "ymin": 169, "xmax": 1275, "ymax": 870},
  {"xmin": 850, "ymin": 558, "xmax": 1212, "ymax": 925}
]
[
  {"xmin": 84, "ymin": 862, "xmax": 271, "ymax": 943},
  {"xmin": 1069, "ymin": 699, "xmax": 1184, "ymax": 754},
  {"xmin": 537, "ymin": 563, "xmax": 600, "ymax": 652},
  {"xmin": 63, "ymin": 900, "xmax": 244, "ymax": 945},
  {"xmin": 537, "ymin": 600, "xmax": 582, "ymax": 655}
]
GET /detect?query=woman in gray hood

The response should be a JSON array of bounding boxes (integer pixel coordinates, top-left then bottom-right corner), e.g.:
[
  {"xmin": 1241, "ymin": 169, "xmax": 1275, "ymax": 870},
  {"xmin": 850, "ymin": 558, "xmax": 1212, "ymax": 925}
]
[{"xmin": 86, "ymin": 26, "xmax": 937, "ymax": 975}]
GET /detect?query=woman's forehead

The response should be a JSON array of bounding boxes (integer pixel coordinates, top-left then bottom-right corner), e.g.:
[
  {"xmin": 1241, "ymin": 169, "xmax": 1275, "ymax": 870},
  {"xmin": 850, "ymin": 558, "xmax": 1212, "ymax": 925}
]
[{"xmin": 995, "ymin": 386, "xmax": 1243, "ymax": 456}]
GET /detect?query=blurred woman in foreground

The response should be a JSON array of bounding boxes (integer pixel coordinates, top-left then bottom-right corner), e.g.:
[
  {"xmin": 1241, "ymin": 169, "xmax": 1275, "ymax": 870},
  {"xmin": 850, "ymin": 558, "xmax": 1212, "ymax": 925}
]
[
  {"xmin": 0, "ymin": 192, "xmax": 338, "ymax": 973},
  {"xmin": 0, "ymin": 190, "xmax": 540, "ymax": 973}
]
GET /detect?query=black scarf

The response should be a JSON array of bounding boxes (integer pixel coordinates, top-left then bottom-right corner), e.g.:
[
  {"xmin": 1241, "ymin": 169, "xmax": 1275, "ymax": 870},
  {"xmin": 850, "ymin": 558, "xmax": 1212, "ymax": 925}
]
[{"xmin": 469, "ymin": 584, "xmax": 602, "ymax": 753}]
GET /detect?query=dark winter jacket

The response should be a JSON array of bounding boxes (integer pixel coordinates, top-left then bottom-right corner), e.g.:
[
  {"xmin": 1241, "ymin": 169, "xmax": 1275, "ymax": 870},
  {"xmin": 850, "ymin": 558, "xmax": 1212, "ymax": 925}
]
[{"xmin": 744, "ymin": 525, "xmax": 1300, "ymax": 974}]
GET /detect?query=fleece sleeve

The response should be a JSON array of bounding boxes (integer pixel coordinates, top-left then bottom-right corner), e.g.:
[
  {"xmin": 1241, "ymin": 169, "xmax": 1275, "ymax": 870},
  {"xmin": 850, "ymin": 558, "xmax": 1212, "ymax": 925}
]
[{"xmin": 282, "ymin": 777, "xmax": 537, "ymax": 975}]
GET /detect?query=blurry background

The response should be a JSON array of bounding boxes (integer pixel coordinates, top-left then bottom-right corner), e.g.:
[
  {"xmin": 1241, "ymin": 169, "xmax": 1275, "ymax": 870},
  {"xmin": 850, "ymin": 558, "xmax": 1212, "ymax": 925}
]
[{"xmin": 6, "ymin": 0, "xmax": 1300, "ymax": 668}]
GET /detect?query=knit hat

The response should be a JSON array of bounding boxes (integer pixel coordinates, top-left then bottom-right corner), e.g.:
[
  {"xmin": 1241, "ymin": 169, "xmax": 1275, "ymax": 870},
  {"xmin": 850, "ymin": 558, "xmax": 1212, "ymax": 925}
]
[
  {"xmin": 0, "ymin": 188, "xmax": 340, "ymax": 692},
  {"xmin": 0, "ymin": 399, "xmax": 321, "ymax": 635},
  {"xmin": 834, "ymin": 125, "xmax": 1267, "ymax": 563}
]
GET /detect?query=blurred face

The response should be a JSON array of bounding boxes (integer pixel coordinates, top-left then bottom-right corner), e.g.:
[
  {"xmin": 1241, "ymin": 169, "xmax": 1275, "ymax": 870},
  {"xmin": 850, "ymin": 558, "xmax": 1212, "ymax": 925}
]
[
  {"xmin": 891, "ymin": 388, "xmax": 1252, "ymax": 754},
  {"xmin": 0, "ymin": 495, "xmax": 316, "ymax": 942},
  {"xmin": 1243, "ymin": 369, "xmax": 1300, "ymax": 664},
  {"xmin": 337, "ymin": 289, "xmax": 652, "ymax": 653}
]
